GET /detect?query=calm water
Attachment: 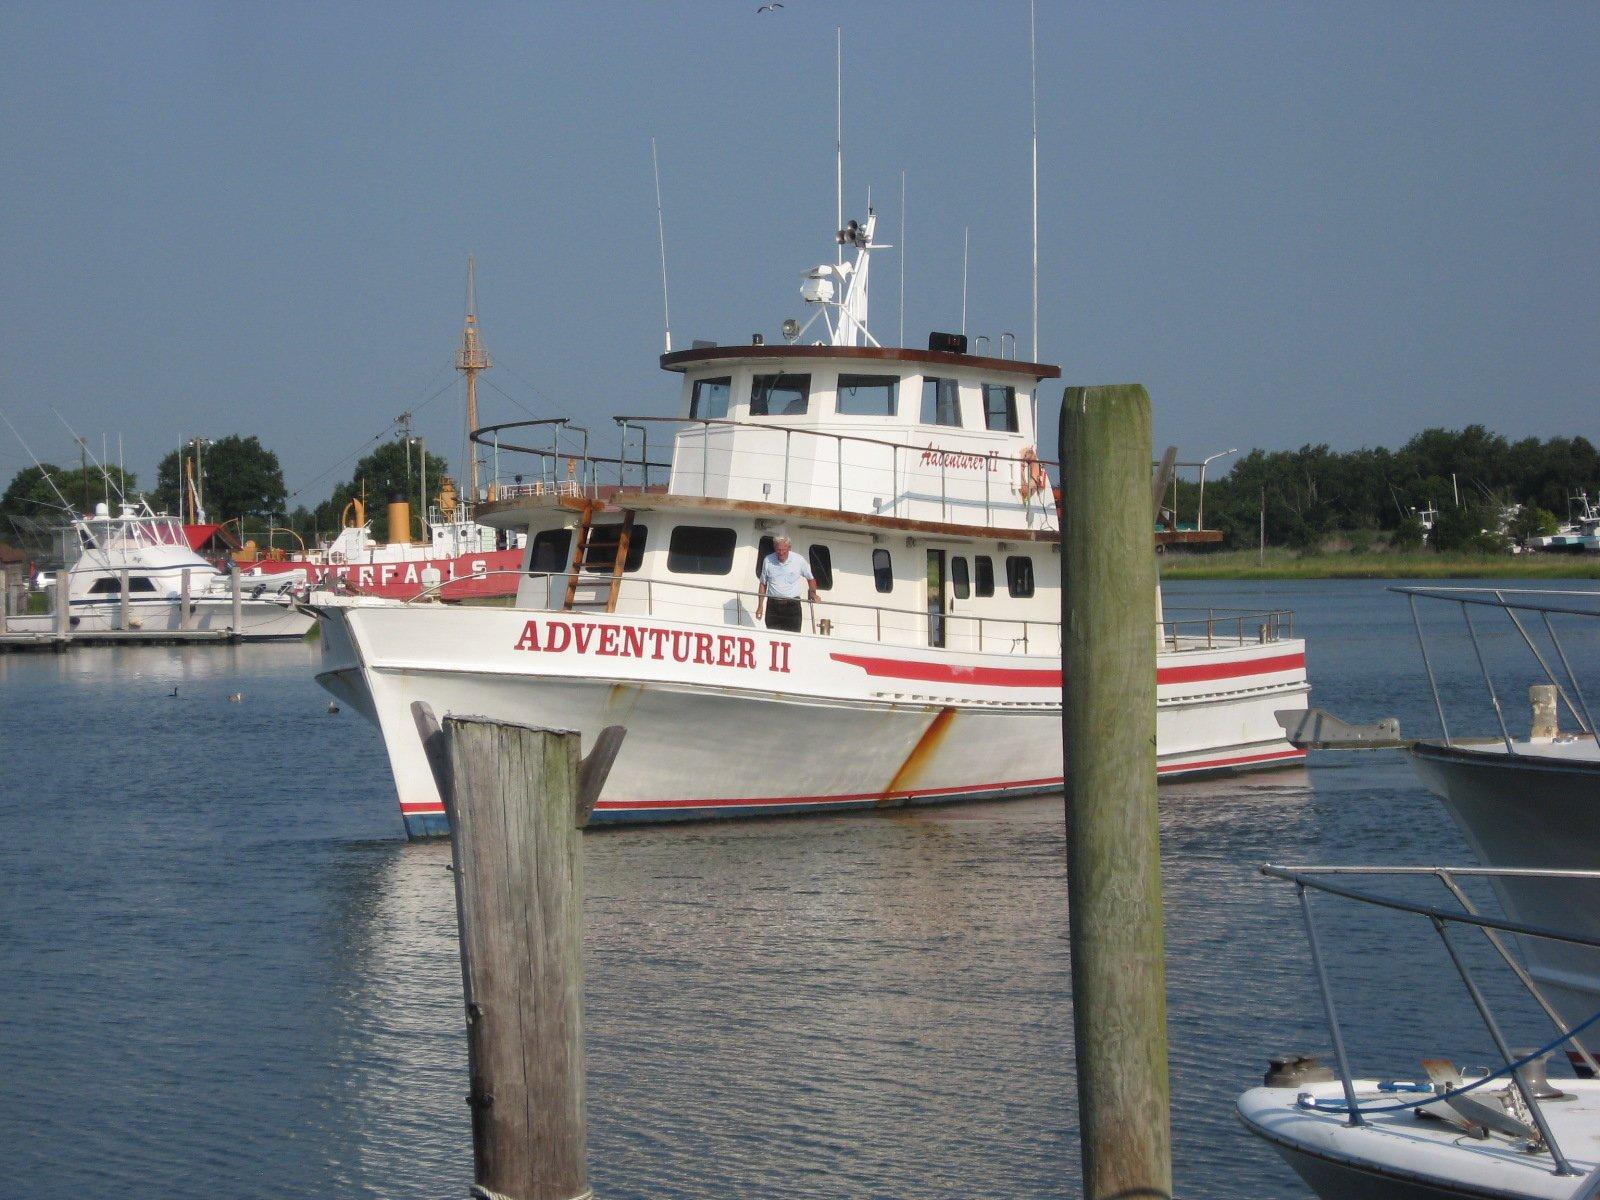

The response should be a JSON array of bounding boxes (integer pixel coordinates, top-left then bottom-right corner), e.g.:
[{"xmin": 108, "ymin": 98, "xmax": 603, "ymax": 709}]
[{"xmin": 3, "ymin": 579, "xmax": 1598, "ymax": 1198}]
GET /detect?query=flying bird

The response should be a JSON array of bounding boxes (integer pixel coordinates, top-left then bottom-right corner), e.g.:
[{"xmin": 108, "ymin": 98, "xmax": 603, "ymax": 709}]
[{"xmin": 756, "ymin": 2, "xmax": 783, "ymax": 11}]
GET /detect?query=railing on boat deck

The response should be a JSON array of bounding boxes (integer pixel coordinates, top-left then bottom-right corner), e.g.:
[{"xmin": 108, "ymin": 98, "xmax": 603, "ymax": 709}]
[
  {"xmin": 400, "ymin": 569, "xmax": 1295, "ymax": 657},
  {"xmin": 471, "ymin": 416, "xmax": 1061, "ymax": 529},
  {"xmin": 1393, "ymin": 586, "xmax": 1600, "ymax": 753},
  {"xmin": 1262, "ymin": 863, "xmax": 1600, "ymax": 1179}
]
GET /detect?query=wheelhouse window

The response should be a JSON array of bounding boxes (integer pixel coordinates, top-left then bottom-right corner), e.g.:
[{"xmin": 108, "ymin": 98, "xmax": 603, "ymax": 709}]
[
  {"xmin": 749, "ymin": 373, "xmax": 810, "ymax": 416},
  {"xmin": 983, "ymin": 384, "xmax": 1018, "ymax": 433},
  {"xmin": 836, "ymin": 373, "xmax": 898, "ymax": 417},
  {"xmin": 951, "ymin": 556, "xmax": 970, "ymax": 599},
  {"xmin": 871, "ymin": 548, "xmax": 893, "ymax": 593},
  {"xmin": 583, "ymin": 525, "xmax": 648, "ymax": 574},
  {"xmin": 668, "ymin": 525, "xmax": 737, "ymax": 575},
  {"xmin": 974, "ymin": 555, "xmax": 995, "ymax": 597},
  {"xmin": 129, "ymin": 576, "xmax": 158, "ymax": 593},
  {"xmin": 690, "ymin": 376, "xmax": 731, "ymax": 420},
  {"xmin": 808, "ymin": 545, "xmax": 833, "ymax": 591},
  {"xmin": 529, "ymin": 529, "xmax": 572, "ymax": 575},
  {"xmin": 921, "ymin": 377, "xmax": 961, "ymax": 427},
  {"xmin": 1006, "ymin": 555, "xmax": 1035, "ymax": 598},
  {"xmin": 755, "ymin": 534, "xmax": 775, "ymax": 577},
  {"xmin": 88, "ymin": 577, "xmax": 120, "ymax": 594}
]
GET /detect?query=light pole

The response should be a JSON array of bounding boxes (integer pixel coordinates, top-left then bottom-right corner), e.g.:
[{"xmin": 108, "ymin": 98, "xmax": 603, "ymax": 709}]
[{"xmin": 1197, "ymin": 448, "xmax": 1237, "ymax": 532}]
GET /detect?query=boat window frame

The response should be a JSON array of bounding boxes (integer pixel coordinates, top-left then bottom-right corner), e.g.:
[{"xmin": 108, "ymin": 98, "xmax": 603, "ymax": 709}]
[
  {"xmin": 808, "ymin": 544, "xmax": 833, "ymax": 591},
  {"xmin": 983, "ymin": 383, "xmax": 1019, "ymax": 433},
  {"xmin": 1006, "ymin": 554, "xmax": 1035, "ymax": 598},
  {"xmin": 748, "ymin": 372, "xmax": 811, "ymax": 417},
  {"xmin": 951, "ymin": 555, "xmax": 971, "ymax": 599},
  {"xmin": 582, "ymin": 524, "xmax": 649, "ymax": 574},
  {"xmin": 871, "ymin": 547, "xmax": 894, "ymax": 593},
  {"xmin": 667, "ymin": 524, "xmax": 739, "ymax": 575},
  {"xmin": 974, "ymin": 554, "xmax": 995, "ymax": 597},
  {"xmin": 834, "ymin": 373, "xmax": 900, "ymax": 418},
  {"xmin": 689, "ymin": 376, "xmax": 732, "ymax": 421},
  {"xmin": 920, "ymin": 376, "xmax": 963, "ymax": 427},
  {"xmin": 528, "ymin": 528, "xmax": 573, "ymax": 576}
]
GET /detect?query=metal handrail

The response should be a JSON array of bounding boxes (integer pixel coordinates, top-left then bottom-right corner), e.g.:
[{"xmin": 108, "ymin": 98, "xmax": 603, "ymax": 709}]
[
  {"xmin": 1393, "ymin": 585, "xmax": 1600, "ymax": 752},
  {"xmin": 1264, "ymin": 862, "xmax": 1600, "ymax": 1173},
  {"xmin": 394, "ymin": 567, "xmax": 1292, "ymax": 657}
]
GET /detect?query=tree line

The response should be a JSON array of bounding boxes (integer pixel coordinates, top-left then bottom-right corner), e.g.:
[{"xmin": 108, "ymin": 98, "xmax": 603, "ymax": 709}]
[{"xmin": 1174, "ymin": 425, "xmax": 1600, "ymax": 553}]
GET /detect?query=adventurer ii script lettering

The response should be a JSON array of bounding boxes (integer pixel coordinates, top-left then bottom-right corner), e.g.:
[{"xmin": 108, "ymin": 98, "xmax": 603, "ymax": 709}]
[{"xmin": 513, "ymin": 619, "xmax": 792, "ymax": 673}]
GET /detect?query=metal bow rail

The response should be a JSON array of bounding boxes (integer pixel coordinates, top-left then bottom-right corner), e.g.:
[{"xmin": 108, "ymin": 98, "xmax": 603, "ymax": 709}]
[
  {"xmin": 1393, "ymin": 586, "xmax": 1600, "ymax": 752},
  {"xmin": 1264, "ymin": 862, "xmax": 1600, "ymax": 1178}
]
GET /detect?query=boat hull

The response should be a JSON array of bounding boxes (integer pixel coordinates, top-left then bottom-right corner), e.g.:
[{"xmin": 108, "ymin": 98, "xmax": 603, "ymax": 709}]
[
  {"xmin": 243, "ymin": 549, "xmax": 522, "ymax": 601},
  {"xmin": 1408, "ymin": 739, "xmax": 1600, "ymax": 1034},
  {"xmin": 7, "ymin": 595, "xmax": 313, "ymax": 640},
  {"xmin": 313, "ymin": 600, "xmax": 1309, "ymax": 837}
]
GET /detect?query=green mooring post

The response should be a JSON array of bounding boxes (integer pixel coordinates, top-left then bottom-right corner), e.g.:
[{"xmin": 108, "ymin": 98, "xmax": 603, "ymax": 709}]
[{"xmin": 1061, "ymin": 384, "xmax": 1172, "ymax": 1199}]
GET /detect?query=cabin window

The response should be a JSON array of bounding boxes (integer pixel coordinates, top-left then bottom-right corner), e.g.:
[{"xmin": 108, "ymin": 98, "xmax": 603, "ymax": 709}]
[
  {"xmin": 529, "ymin": 529, "xmax": 572, "ymax": 575},
  {"xmin": 1006, "ymin": 555, "xmax": 1035, "ymax": 598},
  {"xmin": 749, "ymin": 373, "xmax": 811, "ymax": 416},
  {"xmin": 921, "ymin": 377, "xmax": 962, "ymax": 426},
  {"xmin": 583, "ymin": 525, "xmax": 648, "ymax": 573},
  {"xmin": 755, "ymin": 535, "xmax": 775, "ymax": 577},
  {"xmin": 129, "ymin": 576, "xmax": 158, "ymax": 593},
  {"xmin": 871, "ymin": 548, "xmax": 893, "ymax": 593},
  {"xmin": 983, "ymin": 384, "xmax": 1018, "ymax": 432},
  {"xmin": 668, "ymin": 525, "xmax": 738, "ymax": 575},
  {"xmin": 690, "ymin": 376, "xmax": 732, "ymax": 420},
  {"xmin": 974, "ymin": 555, "xmax": 995, "ymax": 597},
  {"xmin": 88, "ymin": 577, "xmax": 121, "ymax": 594},
  {"xmin": 808, "ymin": 545, "xmax": 833, "ymax": 591},
  {"xmin": 951, "ymin": 556, "xmax": 971, "ymax": 599},
  {"xmin": 835, "ymin": 373, "xmax": 899, "ymax": 417}
]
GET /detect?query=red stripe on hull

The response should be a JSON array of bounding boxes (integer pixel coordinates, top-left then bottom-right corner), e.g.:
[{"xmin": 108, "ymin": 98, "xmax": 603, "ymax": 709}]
[{"xmin": 829, "ymin": 650, "xmax": 1306, "ymax": 689}]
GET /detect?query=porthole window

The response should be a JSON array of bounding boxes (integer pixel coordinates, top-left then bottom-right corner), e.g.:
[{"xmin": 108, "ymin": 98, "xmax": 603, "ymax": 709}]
[
  {"xmin": 974, "ymin": 555, "xmax": 995, "ymax": 597},
  {"xmin": 1006, "ymin": 555, "xmax": 1035, "ymax": 598},
  {"xmin": 951, "ymin": 556, "xmax": 970, "ymax": 599},
  {"xmin": 871, "ymin": 548, "xmax": 893, "ymax": 593},
  {"xmin": 808, "ymin": 545, "xmax": 833, "ymax": 591},
  {"xmin": 668, "ymin": 525, "xmax": 738, "ymax": 575}
]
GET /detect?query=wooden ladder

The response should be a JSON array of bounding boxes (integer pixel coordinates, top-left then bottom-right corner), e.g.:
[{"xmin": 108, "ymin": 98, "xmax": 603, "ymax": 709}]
[
  {"xmin": 604, "ymin": 509, "xmax": 636, "ymax": 614},
  {"xmin": 561, "ymin": 502, "xmax": 599, "ymax": 611}
]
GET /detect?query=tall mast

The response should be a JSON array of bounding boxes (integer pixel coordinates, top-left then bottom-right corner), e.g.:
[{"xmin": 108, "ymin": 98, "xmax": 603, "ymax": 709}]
[{"xmin": 455, "ymin": 256, "xmax": 491, "ymax": 505}]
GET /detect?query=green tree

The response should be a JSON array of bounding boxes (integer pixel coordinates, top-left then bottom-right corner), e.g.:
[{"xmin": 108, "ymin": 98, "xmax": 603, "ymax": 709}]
[
  {"xmin": 311, "ymin": 439, "xmax": 450, "ymax": 538},
  {"xmin": 1430, "ymin": 498, "xmax": 1509, "ymax": 554},
  {"xmin": 153, "ymin": 435, "xmax": 287, "ymax": 522},
  {"xmin": 2, "ymin": 463, "xmax": 136, "ymax": 524},
  {"xmin": 1390, "ymin": 514, "xmax": 1426, "ymax": 551},
  {"xmin": 1507, "ymin": 505, "xmax": 1559, "ymax": 546}
]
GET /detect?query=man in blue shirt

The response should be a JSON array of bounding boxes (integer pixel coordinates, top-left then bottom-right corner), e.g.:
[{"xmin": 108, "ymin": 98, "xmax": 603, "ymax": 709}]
[{"xmin": 755, "ymin": 534, "xmax": 817, "ymax": 632}]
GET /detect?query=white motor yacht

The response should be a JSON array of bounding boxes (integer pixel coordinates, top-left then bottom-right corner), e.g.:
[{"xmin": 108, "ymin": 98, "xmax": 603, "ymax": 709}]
[{"xmin": 11, "ymin": 501, "xmax": 313, "ymax": 640}]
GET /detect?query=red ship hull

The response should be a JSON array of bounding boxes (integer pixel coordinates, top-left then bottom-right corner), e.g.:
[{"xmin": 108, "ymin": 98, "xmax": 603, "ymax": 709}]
[{"xmin": 243, "ymin": 548, "xmax": 522, "ymax": 600}]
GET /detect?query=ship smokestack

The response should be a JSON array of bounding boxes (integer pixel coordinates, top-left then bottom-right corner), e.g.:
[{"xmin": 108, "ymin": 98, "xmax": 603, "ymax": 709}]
[{"xmin": 387, "ymin": 492, "xmax": 411, "ymax": 545}]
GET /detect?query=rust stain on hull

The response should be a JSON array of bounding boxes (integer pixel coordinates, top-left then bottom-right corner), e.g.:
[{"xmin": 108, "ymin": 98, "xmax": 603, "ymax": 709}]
[{"xmin": 881, "ymin": 706, "xmax": 958, "ymax": 806}]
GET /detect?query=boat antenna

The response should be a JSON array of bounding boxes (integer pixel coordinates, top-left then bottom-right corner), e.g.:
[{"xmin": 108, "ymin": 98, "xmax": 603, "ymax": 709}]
[
  {"xmin": 651, "ymin": 137, "xmax": 673, "ymax": 354},
  {"xmin": 54, "ymin": 409, "xmax": 126, "ymax": 505},
  {"xmin": 961, "ymin": 226, "xmax": 970, "ymax": 336},
  {"xmin": 1029, "ymin": 0, "xmax": 1039, "ymax": 365},
  {"xmin": 0, "ymin": 405, "xmax": 74, "ymax": 513},
  {"xmin": 835, "ymin": 26, "xmax": 843, "ymax": 265},
  {"xmin": 898, "ymin": 169, "xmax": 906, "ymax": 348}
]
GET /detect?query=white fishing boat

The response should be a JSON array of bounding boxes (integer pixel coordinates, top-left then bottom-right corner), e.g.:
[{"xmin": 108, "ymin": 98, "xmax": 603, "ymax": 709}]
[
  {"xmin": 1238, "ymin": 864, "xmax": 1600, "ymax": 1200},
  {"xmin": 309, "ymin": 207, "xmax": 1310, "ymax": 836},
  {"xmin": 1528, "ymin": 495, "xmax": 1600, "ymax": 555},
  {"xmin": 10, "ymin": 501, "xmax": 313, "ymax": 640}
]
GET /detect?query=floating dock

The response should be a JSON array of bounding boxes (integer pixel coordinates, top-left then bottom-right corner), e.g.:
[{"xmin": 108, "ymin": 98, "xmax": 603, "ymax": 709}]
[{"xmin": 0, "ymin": 627, "xmax": 249, "ymax": 652}]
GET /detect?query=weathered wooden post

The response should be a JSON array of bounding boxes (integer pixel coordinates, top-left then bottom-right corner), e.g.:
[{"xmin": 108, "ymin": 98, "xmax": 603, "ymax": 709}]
[
  {"xmin": 230, "ymin": 565, "xmax": 242, "ymax": 635},
  {"xmin": 410, "ymin": 705, "xmax": 623, "ymax": 1200},
  {"xmin": 119, "ymin": 568, "xmax": 131, "ymax": 630},
  {"xmin": 1061, "ymin": 384, "xmax": 1172, "ymax": 1199},
  {"xmin": 180, "ymin": 568, "xmax": 193, "ymax": 631},
  {"xmin": 54, "ymin": 570, "xmax": 69, "ymax": 638}
]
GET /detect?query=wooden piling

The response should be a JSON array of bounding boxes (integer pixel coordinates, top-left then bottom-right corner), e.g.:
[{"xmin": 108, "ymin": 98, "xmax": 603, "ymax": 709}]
[
  {"xmin": 119, "ymin": 568, "xmax": 131, "ymax": 630},
  {"xmin": 54, "ymin": 571, "xmax": 69, "ymax": 637},
  {"xmin": 230, "ymin": 566, "xmax": 242, "ymax": 633},
  {"xmin": 1061, "ymin": 384, "xmax": 1172, "ymax": 1199},
  {"xmin": 442, "ymin": 716, "xmax": 591, "ymax": 1200},
  {"xmin": 180, "ymin": 568, "xmax": 192, "ymax": 631}
]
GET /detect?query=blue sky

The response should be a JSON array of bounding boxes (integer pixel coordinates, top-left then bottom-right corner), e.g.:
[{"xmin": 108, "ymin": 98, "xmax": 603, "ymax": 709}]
[{"xmin": 1, "ymin": 1, "xmax": 1596, "ymax": 505}]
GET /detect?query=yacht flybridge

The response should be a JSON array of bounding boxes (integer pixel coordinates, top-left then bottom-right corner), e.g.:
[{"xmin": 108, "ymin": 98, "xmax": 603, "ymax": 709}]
[{"xmin": 310, "ymin": 211, "xmax": 1311, "ymax": 837}]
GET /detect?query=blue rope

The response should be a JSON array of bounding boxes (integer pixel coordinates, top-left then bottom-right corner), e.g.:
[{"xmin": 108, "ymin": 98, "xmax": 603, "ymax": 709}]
[{"xmin": 1297, "ymin": 1001, "xmax": 1600, "ymax": 1117}]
